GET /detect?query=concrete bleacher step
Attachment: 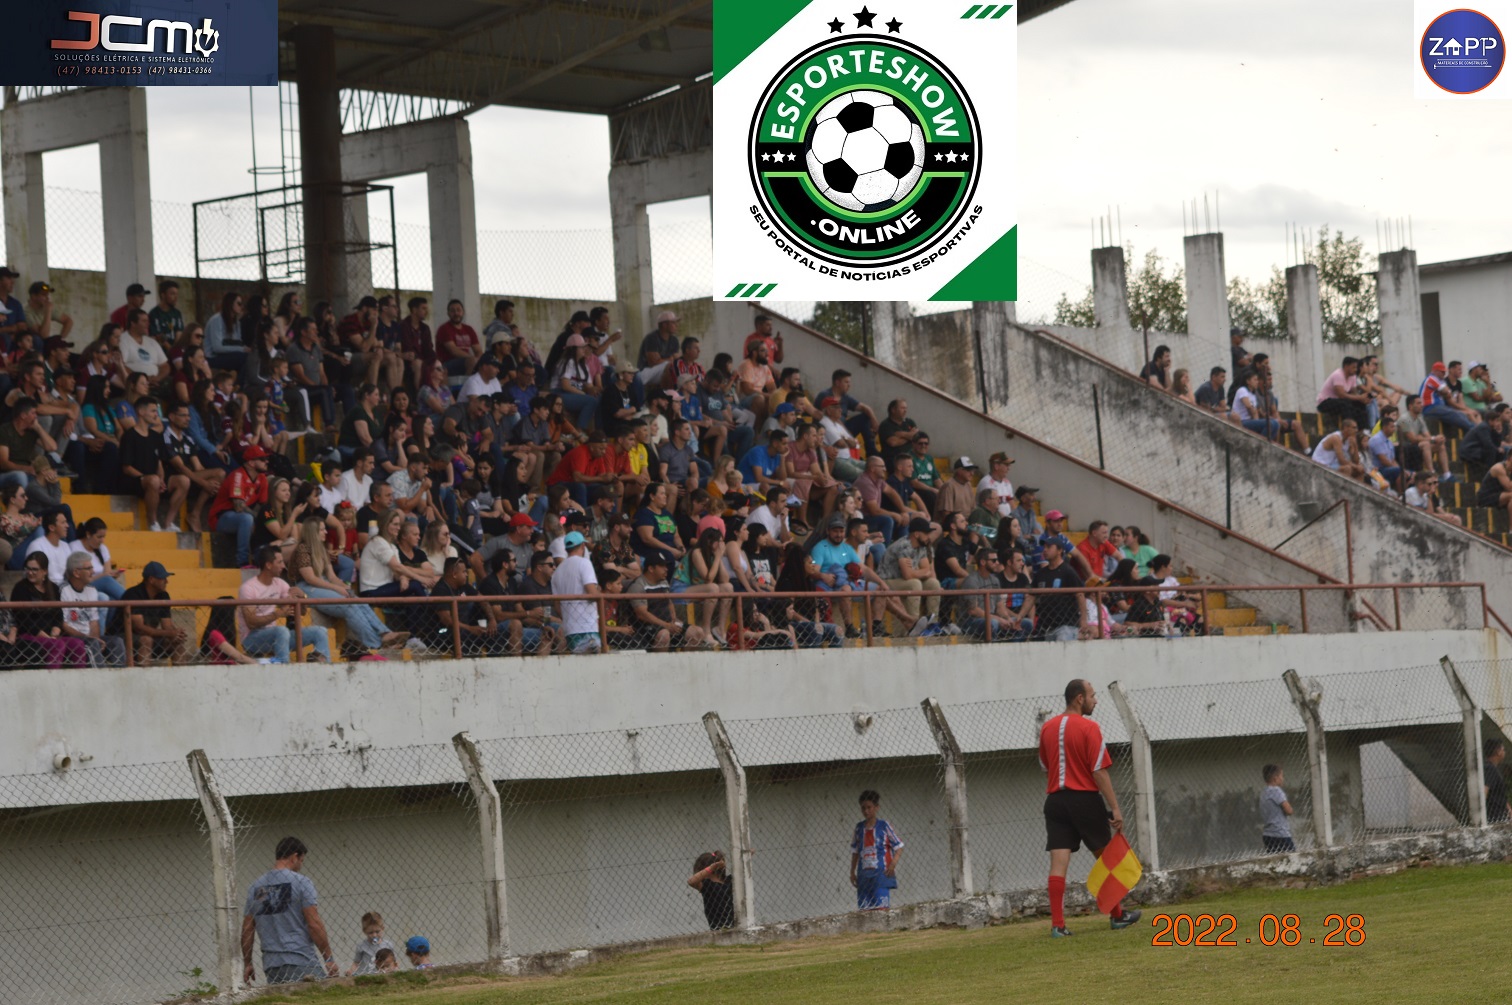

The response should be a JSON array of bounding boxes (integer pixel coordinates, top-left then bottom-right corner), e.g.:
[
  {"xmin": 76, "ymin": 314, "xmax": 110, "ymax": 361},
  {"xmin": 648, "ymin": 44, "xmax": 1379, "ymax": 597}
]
[
  {"xmin": 1223, "ymin": 624, "xmax": 1292, "ymax": 636},
  {"xmin": 1206, "ymin": 606, "xmax": 1257, "ymax": 629}
]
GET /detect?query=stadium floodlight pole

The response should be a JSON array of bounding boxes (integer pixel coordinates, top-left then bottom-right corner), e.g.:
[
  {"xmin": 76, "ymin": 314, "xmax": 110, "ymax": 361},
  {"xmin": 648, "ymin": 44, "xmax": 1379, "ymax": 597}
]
[
  {"xmin": 1107, "ymin": 681, "xmax": 1159, "ymax": 871},
  {"xmin": 703, "ymin": 711, "xmax": 756, "ymax": 930},
  {"xmin": 1282, "ymin": 669, "xmax": 1334, "ymax": 848},
  {"xmin": 452, "ymin": 731, "xmax": 511, "ymax": 965},
  {"xmin": 921, "ymin": 698, "xmax": 974, "ymax": 898},
  {"xmin": 187, "ymin": 749, "xmax": 241, "ymax": 994},
  {"xmin": 1440, "ymin": 657, "xmax": 1488, "ymax": 828}
]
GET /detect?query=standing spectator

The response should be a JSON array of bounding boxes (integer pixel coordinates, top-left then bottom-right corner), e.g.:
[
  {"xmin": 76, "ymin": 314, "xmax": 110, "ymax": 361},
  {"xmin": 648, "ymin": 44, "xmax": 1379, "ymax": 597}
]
[
  {"xmin": 1039, "ymin": 679, "xmax": 1139, "ymax": 937},
  {"xmin": 1259, "ymin": 764, "xmax": 1296, "ymax": 853},
  {"xmin": 978, "ymin": 453, "xmax": 1015, "ymax": 517},
  {"xmin": 108, "ymin": 282, "xmax": 149, "ymax": 330},
  {"xmin": 686, "ymin": 851, "xmax": 735, "ymax": 930},
  {"xmin": 1230, "ymin": 327, "xmax": 1251, "ymax": 370},
  {"xmin": 241, "ymin": 836, "xmax": 339, "ymax": 985},
  {"xmin": 849, "ymin": 790, "xmax": 903, "ymax": 911},
  {"xmin": 550, "ymin": 531, "xmax": 602, "ymax": 654},
  {"xmin": 1139, "ymin": 345, "xmax": 1170, "ymax": 389},
  {"xmin": 1485, "ymin": 739, "xmax": 1511, "ymax": 824},
  {"xmin": 1418, "ymin": 361, "xmax": 1478, "ymax": 433},
  {"xmin": 24, "ymin": 281, "xmax": 73, "ymax": 340},
  {"xmin": 12, "ymin": 553, "xmax": 86, "ymax": 668},
  {"xmin": 120, "ymin": 308, "xmax": 170, "ymax": 380},
  {"xmin": 120, "ymin": 397, "xmax": 189, "ymax": 532},
  {"xmin": 878, "ymin": 517, "xmax": 939, "ymax": 635},
  {"xmin": 1311, "ymin": 419, "xmax": 1364, "ymax": 482},
  {"xmin": 932, "ymin": 456, "xmax": 978, "ymax": 520},
  {"xmin": 734, "ymin": 341, "xmax": 777, "ymax": 427},
  {"xmin": 237, "ymin": 546, "xmax": 330, "ymax": 662},
  {"xmin": 110, "ymin": 562, "xmax": 188, "ymax": 665},
  {"xmin": 637, "ymin": 311, "xmax": 682, "ymax": 388},
  {"xmin": 1398, "ymin": 394, "xmax": 1454, "ymax": 481},
  {"xmin": 149, "ymin": 281, "xmax": 185, "ymax": 340},
  {"xmin": 434, "ymin": 299, "xmax": 482, "ymax": 379},
  {"xmin": 209, "ymin": 446, "xmax": 271, "ymax": 567},
  {"xmin": 744, "ymin": 314, "xmax": 785, "ymax": 365},
  {"xmin": 1316, "ymin": 357, "xmax": 1371, "ymax": 430},
  {"xmin": 61, "ymin": 551, "xmax": 124, "ymax": 667},
  {"xmin": 396, "ymin": 297, "xmax": 436, "ymax": 391},
  {"xmin": 1194, "ymin": 366, "xmax": 1228, "ymax": 416},
  {"xmin": 1030, "ymin": 538, "xmax": 1087, "ymax": 641}
]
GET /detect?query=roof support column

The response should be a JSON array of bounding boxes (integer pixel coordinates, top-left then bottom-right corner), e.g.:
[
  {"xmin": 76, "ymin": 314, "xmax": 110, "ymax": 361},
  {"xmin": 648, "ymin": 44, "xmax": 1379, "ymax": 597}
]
[
  {"xmin": 608, "ymin": 148, "xmax": 710, "ymax": 335},
  {"xmin": 294, "ymin": 25, "xmax": 349, "ymax": 311}
]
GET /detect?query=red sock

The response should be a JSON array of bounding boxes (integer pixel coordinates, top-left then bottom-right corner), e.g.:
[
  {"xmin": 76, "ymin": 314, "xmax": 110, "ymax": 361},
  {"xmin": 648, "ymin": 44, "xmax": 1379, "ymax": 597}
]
[
  {"xmin": 1110, "ymin": 902, "xmax": 1124, "ymax": 919},
  {"xmin": 1048, "ymin": 875, "xmax": 1066, "ymax": 927}
]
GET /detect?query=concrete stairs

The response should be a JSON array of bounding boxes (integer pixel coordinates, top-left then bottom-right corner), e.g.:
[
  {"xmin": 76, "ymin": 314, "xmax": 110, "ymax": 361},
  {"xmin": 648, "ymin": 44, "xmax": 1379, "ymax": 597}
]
[{"xmin": 68, "ymin": 493, "xmax": 246, "ymax": 600}]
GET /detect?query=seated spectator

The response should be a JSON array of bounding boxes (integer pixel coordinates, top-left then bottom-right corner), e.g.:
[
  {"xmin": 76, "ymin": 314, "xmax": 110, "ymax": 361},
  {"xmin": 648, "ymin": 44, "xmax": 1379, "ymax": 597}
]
[
  {"xmin": 1029, "ymin": 538, "xmax": 1087, "ymax": 642},
  {"xmin": 1316, "ymin": 357, "xmax": 1371, "ymax": 430},
  {"xmin": 1152, "ymin": 554, "xmax": 1203, "ymax": 635},
  {"xmin": 547, "ymin": 430, "xmax": 616, "ymax": 507},
  {"xmin": 905, "ymin": 433, "xmax": 941, "ymax": 511},
  {"xmin": 1405, "ymin": 471, "xmax": 1463, "ymax": 526},
  {"xmin": 1458, "ymin": 403, "xmax": 1510, "ymax": 481},
  {"xmin": 826, "ymin": 369, "xmax": 879, "ymax": 455},
  {"xmin": 288, "ymin": 518, "xmax": 403, "ymax": 657},
  {"xmin": 1038, "ymin": 510, "xmax": 1087, "ymax": 578},
  {"xmin": 237, "ymin": 545, "xmax": 330, "ymax": 662},
  {"xmin": 1140, "ymin": 345, "xmax": 1171, "ymax": 389},
  {"xmin": 1366, "ymin": 417, "xmax": 1404, "ymax": 492},
  {"xmin": 731, "ymin": 341, "xmax": 776, "ymax": 429},
  {"xmin": 878, "ymin": 517, "xmax": 939, "ymax": 636},
  {"xmin": 504, "ymin": 551, "xmax": 564, "ymax": 655},
  {"xmin": 637, "ymin": 311, "xmax": 682, "ymax": 389},
  {"xmin": 1106, "ymin": 558, "xmax": 1166, "ymax": 637},
  {"xmin": 25, "ymin": 508, "xmax": 73, "ymax": 587},
  {"xmin": 1169, "ymin": 369, "xmax": 1195, "ymax": 405},
  {"xmin": 932, "ymin": 456, "xmax": 978, "ymax": 520},
  {"xmin": 1194, "ymin": 366, "xmax": 1229, "ymax": 416},
  {"xmin": 421, "ymin": 556, "xmax": 507, "ymax": 656},
  {"xmin": 1459, "ymin": 360, "xmax": 1503, "ymax": 417},
  {"xmin": 739, "ymin": 430, "xmax": 790, "ymax": 500},
  {"xmin": 747, "ymin": 489, "xmax": 793, "ymax": 546},
  {"xmin": 744, "ymin": 315, "xmax": 785, "ymax": 365},
  {"xmin": 1358, "ymin": 354, "xmax": 1408, "ymax": 417},
  {"xmin": 435, "ymin": 299, "xmax": 483, "ymax": 379},
  {"xmin": 120, "ymin": 397, "xmax": 190, "ymax": 533},
  {"xmin": 876, "ymin": 399, "xmax": 918, "ymax": 465},
  {"xmin": 633, "ymin": 482, "xmax": 685, "ymax": 566},
  {"xmin": 662, "ymin": 336, "xmax": 707, "ymax": 393},
  {"xmin": 958, "ymin": 548, "xmax": 1024, "ymax": 642},
  {"xmin": 1231, "ymin": 371, "xmax": 1279, "ymax": 440},
  {"xmin": 459, "ymin": 355, "xmax": 503, "ymax": 406},
  {"xmin": 770, "ymin": 540, "xmax": 840, "ymax": 648},
  {"xmin": 1419, "ymin": 361, "xmax": 1479, "ymax": 433},
  {"xmin": 286, "ymin": 317, "xmax": 336, "ymax": 432},
  {"xmin": 107, "ymin": 561, "xmax": 187, "ymax": 664},
  {"xmin": 0, "ymin": 397, "xmax": 69, "ymax": 515},
  {"xmin": 702, "ymin": 369, "xmax": 755, "ymax": 461},
  {"xmin": 934, "ymin": 511, "xmax": 973, "ymax": 595},
  {"xmin": 208, "ymin": 446, "xmax": 270, "ymax": 567},
  {"xmin": 1120, "ymin": 525, "xmax": 1158, "ymax": 578},
  {"xmin": 13, "ymin": 552, "xmax": 87, "ymax": 668},
  {"xmin": 1397, "ymin": 394, "xmax": 1454, "ymax": 481},
  {"xmin": 726, "ymin": 594, "xmax": 798, "ymax": 650},
  {"xmin": 853, "ymin": 454, "xmax": 908, "ymax": 542},
  {"xmin": 1311, "ymin": 419, "xmax": 1365, "ymax": 482},
  {"xmin": 978, "ymin": 452, "xmax": 1015, "ymax": 517},
  {"xmin": 967, "ymin": 489, "xmax": 1000, "ymax": 542},
  {"xmin": 623, "ymin": 553, "xmax": 710, "ymax": 651},
  {"xmin": 887, "ymin": 455, "xmax": 931, "ymax": 522},
  {"xmin": 1074, "ymin": 520, "xmax": 1122, "ymax": 582},
  {"xmin": 26, "ymin": 281, "xmax": 73, "ymax": 340},
  {"xmin": 61, "ymin": 552, "xmax": 124, "ymax": 667},
  {"xmin": 118, "ymin": 286, "xmax": 154, "ymax": 338},
  {"xmin": 1475, "ymin": 458, "xmax": 1512, "ymax": 522},
  {"xmin": 358, "ymin": 507, "xmax": 431, "ymax": 606}
]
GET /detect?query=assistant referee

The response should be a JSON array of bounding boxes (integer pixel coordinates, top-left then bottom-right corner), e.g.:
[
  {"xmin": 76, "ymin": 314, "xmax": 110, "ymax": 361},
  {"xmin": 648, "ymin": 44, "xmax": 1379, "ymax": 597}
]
[{"xmin": 1038, "ymin": 678, "xmax": 1141, "ymax": 937}]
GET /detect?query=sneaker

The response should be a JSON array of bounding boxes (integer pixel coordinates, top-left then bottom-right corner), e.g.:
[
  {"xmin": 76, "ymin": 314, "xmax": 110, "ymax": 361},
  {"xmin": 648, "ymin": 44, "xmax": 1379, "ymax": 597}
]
[
  {"xmin": 871, "ymin": 620, "xmax": 886, "ymax": 639},
  {"xmin": 405, "ymin": 638, "xmax": 429, "ymax": 652},
  {"xmin": 1110, "ymin": 908, "xmax": 1142, "ymax": 930},
  {"xmin": 164, "ymin": 523, "xmax": 183, "ymax": 533},
  {"xmin": 148, "ymin": 522, "xmax": 163, "ymax": 532},
  {"xmin": 56, "ymin": 465, "xmax": 80, "ymax": 479},
  {"xmin": 1050, "ymin": 926, "xmax": 1073, "ymax": 938},
  {"xmin": 908, "ymin": 615, "xmax": 931, "ymax": 637},
  {"xmin": 1439, "ymin": 472, "xmax": 1458, "ymax": 483}
]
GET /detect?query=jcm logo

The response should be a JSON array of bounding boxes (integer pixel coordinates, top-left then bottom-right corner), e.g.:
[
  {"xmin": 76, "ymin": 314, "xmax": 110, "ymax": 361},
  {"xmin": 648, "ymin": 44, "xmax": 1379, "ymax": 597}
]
[{"xmin": 51, "ymin": 11, "xmax": 220, "ymax": 58}]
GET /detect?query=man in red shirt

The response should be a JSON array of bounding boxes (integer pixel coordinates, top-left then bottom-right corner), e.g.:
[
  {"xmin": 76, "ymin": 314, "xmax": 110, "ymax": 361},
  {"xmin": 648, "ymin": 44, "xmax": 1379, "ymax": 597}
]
[
  {"xmin": 109, "ymin": 282, "xmax": 149, "ymax": 329},
  {"xmin": 435, "ymin": 299, "xmax": 482, "ymax": 379},
  {"xmin": 1074, "ymin": 520, "xmax": 1120, "ymax": 582},
  {"xmin": 1038, "ymin": 678, "xmax": 1140, "ymax": 936},
  {"xmin": 209, "ymin": 446, "xmax": 271, "ymax": 566},
  {"xmin": 546, "ymin": 431, "xmax": 616, "ymax": 507},
  {"xmin": 742, "ymin": 314, "xmax": 784, "ymax": 365}
]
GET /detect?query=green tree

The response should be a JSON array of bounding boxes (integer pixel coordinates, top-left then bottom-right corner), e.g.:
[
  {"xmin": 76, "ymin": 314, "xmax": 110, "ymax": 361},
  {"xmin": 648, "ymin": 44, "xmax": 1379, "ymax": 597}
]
[
  {"xmin": 1051, "ymin": 245, "xmax": 1186, "ymax": 332},
  {"xmin": 808, "ymin": 301, "xmax": 867, "ymax": 351},
  {"xmin": 1228, "ymin": 227, "xmax": 1378, "ymax": 344},
  {"xmin": 1227, "ymin": 271, "xmax": 1287, "ymax": 340}
]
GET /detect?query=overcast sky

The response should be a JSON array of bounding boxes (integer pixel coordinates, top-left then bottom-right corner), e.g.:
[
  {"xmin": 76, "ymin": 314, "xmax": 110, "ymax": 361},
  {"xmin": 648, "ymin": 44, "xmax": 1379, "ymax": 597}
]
[{"xmin": 28, "ymin": 0, "xmax": 1512, "ymax": 317}]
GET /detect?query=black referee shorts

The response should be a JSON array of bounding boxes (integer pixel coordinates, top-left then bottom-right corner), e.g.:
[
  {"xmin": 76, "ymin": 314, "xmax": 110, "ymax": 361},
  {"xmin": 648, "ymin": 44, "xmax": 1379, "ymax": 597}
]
[{"xmin": 1044, "ymin": 789, "xmax": 1112, "ymax": 853}]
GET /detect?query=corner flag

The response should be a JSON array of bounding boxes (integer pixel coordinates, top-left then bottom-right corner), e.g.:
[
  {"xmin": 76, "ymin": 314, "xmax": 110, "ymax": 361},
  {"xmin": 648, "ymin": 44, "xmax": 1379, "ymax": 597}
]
[{"xmin": 1085, "ymin": 834, "xmax": 1142, "ymax": 914}]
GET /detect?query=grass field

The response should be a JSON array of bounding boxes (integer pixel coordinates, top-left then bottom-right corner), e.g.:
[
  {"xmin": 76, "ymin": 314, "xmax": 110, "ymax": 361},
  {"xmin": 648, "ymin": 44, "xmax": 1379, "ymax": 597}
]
[{"xmin": 251, "ymin": 863, "xmax": 1512, "ymax": 1005}]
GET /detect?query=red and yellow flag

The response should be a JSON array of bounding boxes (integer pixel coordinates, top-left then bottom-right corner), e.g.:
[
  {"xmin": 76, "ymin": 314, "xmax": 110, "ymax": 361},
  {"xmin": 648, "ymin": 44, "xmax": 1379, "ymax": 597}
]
[{"xmin": 1085, "ymin": 833, "xmax": 1142, "ymax": 914}]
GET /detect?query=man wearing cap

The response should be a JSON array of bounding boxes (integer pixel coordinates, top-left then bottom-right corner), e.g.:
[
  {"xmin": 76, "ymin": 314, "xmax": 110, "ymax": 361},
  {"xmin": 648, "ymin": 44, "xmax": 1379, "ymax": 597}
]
[
  {"xmin": 25, "ymin": 281, "xmax": 72, "ymax": 340},
  {"xmin": 979, "ymin": 453, "xmax": 1016, "ymax": 518},
  {"xmin": 121, "ymin": 307, "xmax": 170, "ymax": 380},
  {"xmin": 551, "ymin": 530, "xmax": 602, "ymax": 654},
  {"xmin": 1030, "ymin": 538, "xmax": 1089, "ymax": 642},
  {"xmin": 1039, "ymin": 510, "xmax": 1089, "ymax": 577},
  {"xmin": 435, "ymin": 299, "xmax": 482, "ymax": 379},
  {"xmin": 1420, "ymin": 361, "xmax": 1479, "ymax": 432},
  {"xmin": 149, "ymin": 280, "xmax": 184, "ymax": 340},
  {"xmin": 242, "ymin": 836, "xmax": 340, "ymax": 984},
  {"xmin": 404, "ymin": 936, "xmax": 434, "ymax": 970},
  {"xmin": 470, "ymin": 512, "xmax": 537, "ymax": 582},
  {"xmin": 934, "ymin": 457, "xmax": 978, "ymax": 519},
  {"xmin": 1461, "ymin": 361, "xmax": 1503, "ymax": 417},
  {"xmin": 109, "ymin": 282, "xmax": 150, "ymax": 330},
  {"xmin": 637, "ymin": 311, "xmax": 682, "ymax": 388},
  {"xmin": 879, "ymin": 517, "xmax": 941, "ymax": 636},
  {"xmin": 41, "ymin": 335, "xmax": 74, "ymax": 392},
  {"xmin": 764, "ymin": 400, "xmax": 801, "ymax": 442},
  {"xmin": 110, "ymin": 561, "xmax": 187, "ymax": 665},
  {"xmin": 210, "ymin": 446, "xmax": 272, "ymax": 567},
  {"xmin": 458, "ymin": 354, "xmax": 503, "ymax": 405},
  {"xmin": 0, "ymin": 267, "xmax": 26, "ymax": 343}
]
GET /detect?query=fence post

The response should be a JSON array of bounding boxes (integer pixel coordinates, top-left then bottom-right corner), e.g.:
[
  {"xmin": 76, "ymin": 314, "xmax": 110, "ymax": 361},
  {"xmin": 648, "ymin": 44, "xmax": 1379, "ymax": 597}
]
[
  {"xmin": 702, "ymin": 711, "xmax": 756, "ymax": 930},
  {"xmin": 451, "ymin": 731, "xmax": 510, "ymax": 964},
  {"xmin": 920, "ymin": 698, "xmax": 973, "ymax": 897},
  {"xmin": 1441, "ymin": 657, "xmax": 1488, "ymax": 828},
  {"xmin": 1107, "ymin": 681, "xmax": 1159, "ymax": 870},
  {"xmin": 1282, "ymin": 669, "xmax": 1334, "ymax": 847},
  {"xmin": 187, "ymin": 749, "xmax": 240, "ymax": 995}
]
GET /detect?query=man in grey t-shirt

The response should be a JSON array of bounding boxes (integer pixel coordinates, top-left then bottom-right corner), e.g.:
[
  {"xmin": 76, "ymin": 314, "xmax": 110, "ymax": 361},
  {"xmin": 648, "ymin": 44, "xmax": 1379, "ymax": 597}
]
[{"xmin": 242, "ymin": 836, "xmax": 338, "ymax": 985}]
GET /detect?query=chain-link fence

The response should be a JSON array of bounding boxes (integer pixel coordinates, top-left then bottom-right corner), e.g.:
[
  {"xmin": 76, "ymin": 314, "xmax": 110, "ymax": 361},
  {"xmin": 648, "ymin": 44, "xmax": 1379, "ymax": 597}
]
[{"xmin": 4, "ymin": 661, "xmax": 1512, "ymax": 1005}]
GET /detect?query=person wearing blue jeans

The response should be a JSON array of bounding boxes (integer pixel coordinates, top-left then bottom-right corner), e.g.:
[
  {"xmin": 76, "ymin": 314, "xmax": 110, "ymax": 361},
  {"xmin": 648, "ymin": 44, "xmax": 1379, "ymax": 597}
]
[
  {"xmin": 553, "ymin": 333, "xmax": 601, "ymax": 432},
  {"xmin": 237, "ymin": 546, "xmax": 330, "ymax": 662},
  {"xmin": 211, "ymin": 447, "xmax": 271, "ymax": 567},
  {"xmin": 286, "ymin": 519, "xmax": 406, "ymax": 655},
  {"xmin": 242, "ymin": 836, "xmax": 340, "ymax": 986}
]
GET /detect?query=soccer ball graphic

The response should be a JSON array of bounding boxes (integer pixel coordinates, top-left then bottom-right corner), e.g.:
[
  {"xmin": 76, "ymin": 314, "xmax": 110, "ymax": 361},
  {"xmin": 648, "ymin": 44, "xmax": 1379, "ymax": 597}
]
[{"xmin": 804, "ymin": 90, "xmax": 925, "ymax": 213}]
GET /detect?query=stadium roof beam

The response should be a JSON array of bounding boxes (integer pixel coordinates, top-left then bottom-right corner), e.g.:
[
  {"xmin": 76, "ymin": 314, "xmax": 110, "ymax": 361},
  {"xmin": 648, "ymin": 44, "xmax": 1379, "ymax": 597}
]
[{"xmin": 340, "ymin": 39, "xmax": 688, "ymax": 87}]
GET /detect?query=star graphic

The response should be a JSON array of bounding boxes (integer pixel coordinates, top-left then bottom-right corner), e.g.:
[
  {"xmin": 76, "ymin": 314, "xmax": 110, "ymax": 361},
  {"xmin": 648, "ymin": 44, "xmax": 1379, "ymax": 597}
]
[
  {"xmin": 934, "ymin": 152, "xmax": 944, "ymax": 161},
  {"xmin": 828, "ymin": 17, "xmax": 844, "ymax": 33},
  {"xmin": 885, "ymin": 17, "xmax": 902, "ymax": 32},
  {"xmin": 761, "ymin": 152, "xmax": 771, "ymax": 162},
  {"xmin": 960, "ymin": 153, "xmax": 969, "ymax": 162},
  {"xmin": 854, "ymin": 6, "xmax": 877, "ymax": 28},
  {"xmin": 945, "ymin": 150, "xmax": 958, "ymax": 163}
]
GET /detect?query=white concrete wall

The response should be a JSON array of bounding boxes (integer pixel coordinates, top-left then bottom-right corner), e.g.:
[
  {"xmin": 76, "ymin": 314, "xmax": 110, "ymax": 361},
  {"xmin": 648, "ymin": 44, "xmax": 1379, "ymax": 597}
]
[{"xmin": 1418, "ymin": 259, "xmax": 1512, "ymax": 373}]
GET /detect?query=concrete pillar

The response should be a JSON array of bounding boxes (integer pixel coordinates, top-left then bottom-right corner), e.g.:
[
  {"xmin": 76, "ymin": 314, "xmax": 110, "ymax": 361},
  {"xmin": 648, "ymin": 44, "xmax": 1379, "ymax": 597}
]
[
  {"xmin": 608, "ymin": 149, "xmax": 711, "ymax": 334},
  {"xmin": 1183, "ymin": 233, "xmax": 1230, "ymax": 349},
  {"xmin": 1283, "ymin": 669, "xmax": 1334, "ymax": 848},
  {"xmin": 1378, "ymin": 249, "xmax": 1425, "ymax": 389},
  {"xmin": 293, "ymin": 25, "xmax": 347, "ymax": 309},
  {"xmin": 921, "ymin": 698, "xmax": 973, "ymax": 898},
  {"xmin": 869, "ymin": 301, "xmax": 901, "ymax": 367},
  {"xmin": 340, "ymin": 118, "xmax": 480, "ymax": 316},
  {"xmin": 1091, "ymin": 246, "xmax": 1129, "ymax": 330},
  {"xmin": 2, "ymin": 88, "xmax": 155, "ymax": 300},
  {"xmin": 1440, "ymin": 658, "xmax": 1488, "ymax": 828},
  {"xmin": 973, "ymin": 300, "xmax": 1012, "ymax": 414},
  {"xmin": 702, "ymin": 711, "xmax": 755, "ymax": 929},
  {"xmin": 452, "ymin": 731, "xmax": 510, "ymax": 962},
  {"xmin": 1285, "ymin": 264, "xmax": 1326, "ymax": 409},
  {"xmin": 187, "ymin": 750, "xmax": 241, "ymax": 995},
  {"xmin": 345, "ymin": 192, "xmax": 373, "ymax": 300},
  {"xmin": 1108, "ymin": 681, "xmax": 1159, "ymax": 869}
]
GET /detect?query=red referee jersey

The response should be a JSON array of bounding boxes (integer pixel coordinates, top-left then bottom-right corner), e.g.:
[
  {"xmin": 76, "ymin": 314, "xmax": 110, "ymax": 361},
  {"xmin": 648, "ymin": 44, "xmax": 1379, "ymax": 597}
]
[{"xmin": 1038, "ymin": 712, "xmax": 1111, "ymax": 793}]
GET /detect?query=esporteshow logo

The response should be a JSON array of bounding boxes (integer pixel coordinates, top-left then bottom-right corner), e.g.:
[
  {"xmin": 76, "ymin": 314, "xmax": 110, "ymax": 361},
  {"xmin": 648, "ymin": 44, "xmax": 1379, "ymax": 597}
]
[{"xmin": 747, "ymin": 7, "xmax": 981, "ymax": 270}]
